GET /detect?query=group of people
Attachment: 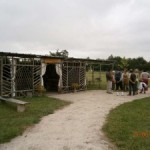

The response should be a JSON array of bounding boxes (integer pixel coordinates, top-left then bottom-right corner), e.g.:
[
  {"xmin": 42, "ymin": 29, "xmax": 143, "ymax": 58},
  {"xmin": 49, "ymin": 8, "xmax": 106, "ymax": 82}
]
[{"xmin": 106, "ymin": 67, "xmax": 150, "ymax": 96}]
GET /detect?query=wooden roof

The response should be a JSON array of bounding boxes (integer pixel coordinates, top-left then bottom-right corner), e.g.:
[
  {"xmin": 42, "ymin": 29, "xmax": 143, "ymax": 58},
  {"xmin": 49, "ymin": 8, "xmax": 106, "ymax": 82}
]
[
  {"xmin": 0, "ymin": 52, "xmax": 114, "ymax": 64},
  {"xmin": 0, "ymin": 52, "xmax": 63, "ymax": 59}
]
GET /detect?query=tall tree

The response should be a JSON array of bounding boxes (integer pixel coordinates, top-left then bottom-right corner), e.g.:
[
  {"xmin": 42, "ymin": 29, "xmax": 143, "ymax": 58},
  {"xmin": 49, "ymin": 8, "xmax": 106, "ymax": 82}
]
[
  {"xmin": 128, "ymin": 57, "xmax": 147, "ymax": 70},
  {"xmin": 118, "ymin": 57, "xmax": 129, "ymax": 69},
  {"xmin": 49, "ymin": 49, "xmax": 69, "ymax": 58}
]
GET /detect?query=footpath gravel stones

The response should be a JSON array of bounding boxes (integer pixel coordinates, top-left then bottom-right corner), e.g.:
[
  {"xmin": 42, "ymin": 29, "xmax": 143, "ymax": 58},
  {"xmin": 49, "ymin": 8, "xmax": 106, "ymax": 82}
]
[{"xmin": 0, "ymin": 90, "xmax": 149, "ymax": 150}]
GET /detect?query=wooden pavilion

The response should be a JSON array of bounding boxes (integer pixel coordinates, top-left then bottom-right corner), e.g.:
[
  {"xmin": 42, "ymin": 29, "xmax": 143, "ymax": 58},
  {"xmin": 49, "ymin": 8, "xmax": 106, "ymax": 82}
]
[{"xmin": 0, "ymin": 52, "xmax": 114, "ymax": 97}]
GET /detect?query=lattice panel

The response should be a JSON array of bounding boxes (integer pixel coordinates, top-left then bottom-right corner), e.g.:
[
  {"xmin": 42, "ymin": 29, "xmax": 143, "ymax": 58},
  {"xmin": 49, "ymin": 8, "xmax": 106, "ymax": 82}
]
[
  {"xmin": 0, "ymin": 56, "xmax": 41, "ymax": 97},
  {"xmin": 62, "ymin": 62, "xmax": 86, "ymax": 92},
  {"xmin": 79, "ymin": 67, "xmax": 86, "ymax": 88},
  {"xmin": 15, "ymin": 66, "xmax": 33, "ymax": 90},
  {"xmin": 33, "ymin": 65, "xmax": 41, "ymax": 87},
  {"xmin": 68, "ymin": 67, "xmax": 79, "ymax": 85},
  {"xmin": 2, "ymin": 62, "xmax": 11, "ymax": 96},
  {"xmin": 61, "ymin": 62, "xmax": 69, "ymax": 92}
]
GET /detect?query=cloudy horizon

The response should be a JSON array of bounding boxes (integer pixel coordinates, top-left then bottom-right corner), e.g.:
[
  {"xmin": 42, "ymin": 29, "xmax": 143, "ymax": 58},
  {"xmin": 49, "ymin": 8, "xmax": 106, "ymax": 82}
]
[{"xmin": 0, "ymin": 0, "xmax": 150, "ymax": 61}]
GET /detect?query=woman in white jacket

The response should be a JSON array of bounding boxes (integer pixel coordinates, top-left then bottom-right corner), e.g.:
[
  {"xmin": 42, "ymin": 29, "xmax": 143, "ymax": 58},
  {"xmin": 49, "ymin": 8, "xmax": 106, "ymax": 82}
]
[{"xmin": 138, "ymin": 80, "xmax": 148, "ymax": 94}]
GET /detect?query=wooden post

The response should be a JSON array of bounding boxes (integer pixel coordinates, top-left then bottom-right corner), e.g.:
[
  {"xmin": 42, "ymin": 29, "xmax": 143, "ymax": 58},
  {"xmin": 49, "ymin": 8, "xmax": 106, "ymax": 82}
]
[
  {"xmin": 67, "ymin": 62, "xmax": 68, "ymax": 90},
  {"xmin": 0, "ymin": 57, "xmax": 2, "ymax": 96},
  {"xmin": 79, "ymin": 62, "xmax": 81, "ymax": 86},
  {"xmin": 99, "ymin": 64, "xmax": 101, "ymax": 88},
  {"xmin": 12, "ymin": 57, "xmax": 16, "ymax": 97},
  {"xmin": 92, "ymin": 66, "xmax": 94, "ymax": 84}
]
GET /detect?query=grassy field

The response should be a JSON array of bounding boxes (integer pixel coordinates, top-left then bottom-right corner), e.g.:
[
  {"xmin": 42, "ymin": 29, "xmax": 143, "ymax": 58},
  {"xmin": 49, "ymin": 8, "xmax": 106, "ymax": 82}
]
[
  {"xmin": 86, "ymin": 71, "xmax": 107, "ymax": 90},
  {"xmin": 0, "ymin": 96, "xmax": 71, "ymax": 144},
  {"xmin": 102, "ymin": 97, "xmax": 150, "ymax": 150}
]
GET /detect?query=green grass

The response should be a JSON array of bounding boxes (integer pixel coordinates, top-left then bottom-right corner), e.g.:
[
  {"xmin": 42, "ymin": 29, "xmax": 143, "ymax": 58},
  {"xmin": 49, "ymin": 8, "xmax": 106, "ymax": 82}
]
[
  {"xmin": 86, "ymin": 71, "xmax": 106, "ymax": 90},
  {"xmin": 0, "ymin": 96, "xmax": 71, "ymax": 144},
  {"xmin": 102, "ymin": 97, "xmax": 150, "ymax": 150}
]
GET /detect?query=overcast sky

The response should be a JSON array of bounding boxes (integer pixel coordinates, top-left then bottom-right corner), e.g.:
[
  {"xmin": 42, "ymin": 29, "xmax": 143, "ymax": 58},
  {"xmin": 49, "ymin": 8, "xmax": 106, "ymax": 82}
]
[{"xmin": 0, "ymin": 0, "xmax": 150, "ymax": 60}]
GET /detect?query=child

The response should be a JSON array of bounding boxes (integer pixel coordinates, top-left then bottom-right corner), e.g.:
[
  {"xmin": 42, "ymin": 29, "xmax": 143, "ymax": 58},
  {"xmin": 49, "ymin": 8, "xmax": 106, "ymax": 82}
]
[{"xmin": 138, "ymin": 80, "xmax": 148, "ymax": 94}]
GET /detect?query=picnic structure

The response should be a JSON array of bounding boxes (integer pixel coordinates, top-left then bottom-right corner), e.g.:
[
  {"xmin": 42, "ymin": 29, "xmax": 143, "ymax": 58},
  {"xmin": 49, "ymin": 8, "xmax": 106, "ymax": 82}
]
[{"xmin": 0, "ymin": 52, "xmax": 114, "ymax": 97}]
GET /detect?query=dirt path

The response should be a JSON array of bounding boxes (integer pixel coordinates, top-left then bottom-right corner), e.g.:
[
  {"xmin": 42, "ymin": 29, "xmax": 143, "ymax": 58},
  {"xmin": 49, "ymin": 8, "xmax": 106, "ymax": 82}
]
[{"xmin": 0, "ymin": 90, "xmax": 150, "ymax": 150}]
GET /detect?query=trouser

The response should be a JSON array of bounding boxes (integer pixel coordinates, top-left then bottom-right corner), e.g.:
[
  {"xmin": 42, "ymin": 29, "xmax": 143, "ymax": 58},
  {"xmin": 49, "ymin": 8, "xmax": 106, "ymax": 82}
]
[
  {"xmin": 116, "ymin": 81, "xmax": 123, "ymax": 91},
  {"xmin": 129, "ymin": 82, "xmax": 136, "ymax": 95},
  {"xmin": 107, "ymin": 81, "xmax": 112, "ymax": 93},
  {"xmin": 123, "ymin": 83, "xmax": 128, "ymax": 91},
  {"xmin": 112, "ymin": 82, "xmax": 115, "ymax": 90},
  {"xmin": 135, "ymin": 81, "xmax": 138, "ymax": 93}
]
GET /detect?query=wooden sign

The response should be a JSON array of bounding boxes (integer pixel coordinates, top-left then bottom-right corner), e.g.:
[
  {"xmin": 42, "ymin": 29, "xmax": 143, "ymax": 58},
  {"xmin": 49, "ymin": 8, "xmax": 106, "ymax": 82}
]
[{"xmin": 42, "ymin": 58, "xmax": 62, "ymax": 64}]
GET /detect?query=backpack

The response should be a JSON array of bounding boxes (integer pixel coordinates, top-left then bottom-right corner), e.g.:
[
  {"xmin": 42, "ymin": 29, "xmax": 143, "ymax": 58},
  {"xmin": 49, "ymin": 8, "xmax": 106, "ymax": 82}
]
[{"xmin": 115, "ymin": 71, "xmax": 121, "ymax": 81}]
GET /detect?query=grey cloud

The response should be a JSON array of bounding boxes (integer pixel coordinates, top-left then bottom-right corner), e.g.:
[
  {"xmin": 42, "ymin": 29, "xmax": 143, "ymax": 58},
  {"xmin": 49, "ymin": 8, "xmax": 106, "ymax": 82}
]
[{"xmin": 0, "ymin": 0, "xmax": 150, "ymax": 60}]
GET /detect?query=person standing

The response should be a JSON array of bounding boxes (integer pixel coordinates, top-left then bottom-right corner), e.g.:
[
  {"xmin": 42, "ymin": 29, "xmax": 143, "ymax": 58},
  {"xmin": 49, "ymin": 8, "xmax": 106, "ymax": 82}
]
[
  {"xmin": 134, "ymin": 69, "xmax": 139, "ymax": 94},
  {"xmin": 106, "ymin": 69, "xmax": 113, "ymax": 94},
  {"xmin": 115, "ymin": 67, "xmax": 123, "ymax": 96},
  {"xmin": 140, "ymin": 70, "xmax": 150, "ymax": 87},
  {"xmin": 112, "ymin": 70, "xmax": 116, "ymax": 91},
  {"xmin": 122, "ymin": 69, "xmax": 129, "ymax": 92},
  {"xmin": 128, "ymin": 69, "xmax": 136, "ymax": 96}
]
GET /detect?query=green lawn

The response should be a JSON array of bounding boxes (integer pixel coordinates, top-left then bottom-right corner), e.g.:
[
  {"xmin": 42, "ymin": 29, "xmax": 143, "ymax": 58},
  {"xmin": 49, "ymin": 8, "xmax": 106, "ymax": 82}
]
[
  {"xmin": 86, "ymin": 71, "xmax": 107, "ymax": 90},
  {"xmin": 0, "ymin": 96, "xmax": 71, "ymax": 144},
  {"xmin": 102, "ymin": 97, "xmax": 150, "ymax": 150}
]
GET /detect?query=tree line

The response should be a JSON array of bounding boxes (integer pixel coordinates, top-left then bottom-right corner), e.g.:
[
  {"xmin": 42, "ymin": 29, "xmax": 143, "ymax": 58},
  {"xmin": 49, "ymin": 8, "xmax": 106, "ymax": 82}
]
[
  {"xmin": 86, "ymin": 55, "xmax": 150, "ymax": 71},
  {"xmin": 49, "ymin": 50, "xmax": 150, "ymax": 72},
  {"xmin": 107, "ymin": 55, "xmax": 150, "ymax": 71}
]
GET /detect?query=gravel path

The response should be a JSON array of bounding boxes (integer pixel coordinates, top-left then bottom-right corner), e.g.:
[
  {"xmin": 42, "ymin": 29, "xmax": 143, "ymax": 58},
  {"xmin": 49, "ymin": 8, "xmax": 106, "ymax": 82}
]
[{"xmin": 0, "ymin": 90, "xmax": 150, "ymax": 150}]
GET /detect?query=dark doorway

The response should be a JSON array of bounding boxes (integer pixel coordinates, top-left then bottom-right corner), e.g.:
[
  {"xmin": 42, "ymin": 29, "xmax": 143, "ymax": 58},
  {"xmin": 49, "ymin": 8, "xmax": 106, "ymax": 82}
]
[{"xmin": 43, "ymin": 64, "xmax": 59, "ymax": 92}]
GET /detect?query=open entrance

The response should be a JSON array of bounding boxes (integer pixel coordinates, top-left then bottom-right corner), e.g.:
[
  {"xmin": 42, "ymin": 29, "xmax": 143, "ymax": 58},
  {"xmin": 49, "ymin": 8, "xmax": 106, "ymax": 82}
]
[{"xmin": 43, "ymin": 64, "xmax": 59, "ymax": 92}]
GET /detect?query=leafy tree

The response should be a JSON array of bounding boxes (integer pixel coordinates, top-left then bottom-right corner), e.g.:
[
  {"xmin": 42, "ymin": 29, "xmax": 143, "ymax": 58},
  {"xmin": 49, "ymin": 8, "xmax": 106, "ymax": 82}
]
[
  {"xmin": 107, "ymin": 55, "xmax": 122, "ymax": 70},
  {"xmin": 118, "ymin": 57, "xmax": 129, "ymax": 69},
  {"xmin": 49, "ymin": 49, "xmax": 69, "ymax": 58},
  {"xmin": 128, "ymin": 57, "xmax": 147, "ymax": 70},
  {"xmin": 108, "ymin": 54, "xmax": 114, "ymax": 60},
  {"xmin": 107, "ymin": 55, "xmax": 150, "ymax": 71},
  {"xmin": 144, "ymin": 62, "xmax": 150, "ymax": 71}
]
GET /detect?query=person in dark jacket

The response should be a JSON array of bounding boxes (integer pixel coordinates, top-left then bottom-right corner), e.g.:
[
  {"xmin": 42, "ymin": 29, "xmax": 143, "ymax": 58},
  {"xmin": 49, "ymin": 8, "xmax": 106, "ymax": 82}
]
[
  {"xmin": 115, "ymin": 67, "xmax": 123, "ymax": 96},
  {"xmin": 128, "ymin": 69, "xmax": 136, "ymax": 96}
]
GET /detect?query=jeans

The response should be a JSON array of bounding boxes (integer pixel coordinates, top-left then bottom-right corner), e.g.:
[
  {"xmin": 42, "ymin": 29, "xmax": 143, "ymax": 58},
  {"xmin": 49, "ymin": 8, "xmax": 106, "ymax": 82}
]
[{"xmin": 129, "ymin": 82, "xmax": 136, "ymax": 95}]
